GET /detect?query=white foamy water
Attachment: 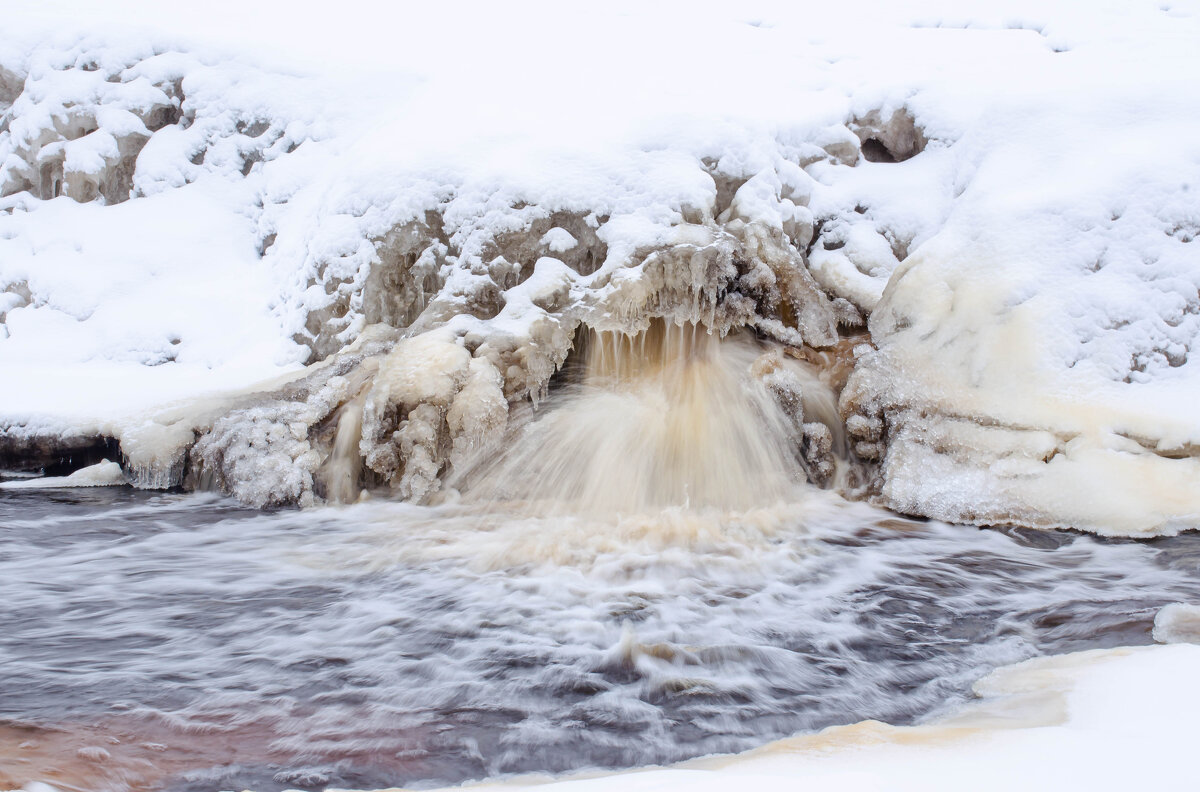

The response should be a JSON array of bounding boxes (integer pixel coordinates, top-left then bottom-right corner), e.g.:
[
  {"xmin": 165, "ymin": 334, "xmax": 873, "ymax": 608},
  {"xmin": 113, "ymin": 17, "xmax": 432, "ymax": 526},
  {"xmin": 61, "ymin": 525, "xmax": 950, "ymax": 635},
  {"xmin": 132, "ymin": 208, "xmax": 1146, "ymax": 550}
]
[
  {"xmin": 453, "ymin": 323, "xmax": 807, "ymax": 514},
  {"xmin": 2, "ymin": 486, "xmax": 1198, "ymax": 791}
]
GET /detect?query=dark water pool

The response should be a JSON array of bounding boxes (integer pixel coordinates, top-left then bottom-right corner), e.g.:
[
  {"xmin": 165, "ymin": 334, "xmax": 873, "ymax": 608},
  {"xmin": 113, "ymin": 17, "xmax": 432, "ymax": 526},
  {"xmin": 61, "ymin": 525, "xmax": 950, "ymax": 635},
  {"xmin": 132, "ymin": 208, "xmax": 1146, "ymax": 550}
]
[{"xmin": 1, "ymin": 486, "xmax": 1197, "ymax": 791}]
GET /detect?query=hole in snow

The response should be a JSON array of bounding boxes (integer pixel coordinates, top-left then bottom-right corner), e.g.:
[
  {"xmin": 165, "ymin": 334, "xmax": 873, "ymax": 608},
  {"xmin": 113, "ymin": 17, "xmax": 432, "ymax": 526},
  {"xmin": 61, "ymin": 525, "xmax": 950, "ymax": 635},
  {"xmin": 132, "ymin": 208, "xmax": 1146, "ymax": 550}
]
[{"xmin": 861, "ymin": 139, "xmax": 897, "ymax": 163}]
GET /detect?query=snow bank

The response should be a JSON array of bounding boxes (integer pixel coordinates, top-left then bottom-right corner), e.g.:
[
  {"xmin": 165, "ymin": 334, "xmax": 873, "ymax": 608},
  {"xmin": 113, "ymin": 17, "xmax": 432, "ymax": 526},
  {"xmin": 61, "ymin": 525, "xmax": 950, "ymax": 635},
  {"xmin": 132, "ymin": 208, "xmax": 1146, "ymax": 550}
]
[
  {"xmin": 1, "ymin": 1, "xmax": 1198, "ymax": 530},
  {"xmin": 0, "ymin": 460, "xmax": 125, "ymax": 489},
  {"xmin": 372, "ymin": 643, "xmax": 1200, "ymax": 792},
  {"xmin": 841, "ymin": 12, "xmax": 1200, "ymax": 533}
]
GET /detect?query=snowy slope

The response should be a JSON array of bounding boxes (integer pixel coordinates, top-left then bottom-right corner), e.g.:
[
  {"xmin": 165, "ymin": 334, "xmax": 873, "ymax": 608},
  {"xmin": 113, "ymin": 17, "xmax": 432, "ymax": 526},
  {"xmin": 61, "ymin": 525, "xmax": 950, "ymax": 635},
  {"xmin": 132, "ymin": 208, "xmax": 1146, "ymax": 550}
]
[{"xmin": 1, "ymin": 1, "xmax": 1199, "ymax": 531}]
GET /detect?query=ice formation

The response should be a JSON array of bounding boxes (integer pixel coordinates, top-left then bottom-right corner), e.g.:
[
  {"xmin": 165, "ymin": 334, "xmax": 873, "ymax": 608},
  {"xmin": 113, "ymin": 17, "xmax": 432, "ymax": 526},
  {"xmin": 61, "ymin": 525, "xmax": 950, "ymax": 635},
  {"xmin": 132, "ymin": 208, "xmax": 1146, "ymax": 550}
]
[
  {"xmin": 0, "ymin": 460, "xmax": 125, "ymax": 489},
  {"xmin": 2, "ymin": 1, "xmax": 1199, "ymax": 534},
  {"xmin": 1153, "ymin": 602, "xmax": 1200, "ymax": 645}
]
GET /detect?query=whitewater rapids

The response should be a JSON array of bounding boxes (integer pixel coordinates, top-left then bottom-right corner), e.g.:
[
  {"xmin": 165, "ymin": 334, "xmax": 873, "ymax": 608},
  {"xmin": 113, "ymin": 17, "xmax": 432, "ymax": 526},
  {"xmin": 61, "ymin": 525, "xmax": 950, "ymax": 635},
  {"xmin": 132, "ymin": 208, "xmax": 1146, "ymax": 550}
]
[{"xmin": 3, "ymin": 485, "xmax": 1199, "ymax": 791}]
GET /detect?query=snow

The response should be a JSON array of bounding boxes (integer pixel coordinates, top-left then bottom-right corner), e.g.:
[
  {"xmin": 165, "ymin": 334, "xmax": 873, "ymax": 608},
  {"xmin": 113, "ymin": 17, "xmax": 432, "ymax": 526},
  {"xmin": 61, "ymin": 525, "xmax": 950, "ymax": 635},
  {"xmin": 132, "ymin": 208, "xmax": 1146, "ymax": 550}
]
[
  {"xmin": 1153, "ymin": 602, "xmax": 1200, "ymax": 644},
  {"xmin": 0, "ymin": 460, "xmax": 125, "ymax": 489},
  {"xmin": 1, "ymin": 0, "xmax": 1199, "ymax": 530},
  {"xmin": 371, "ymin": 643, "xmax": 1200, "ymax": 792},
  {"xmin": 5, "ymin": 8, "xmax": 1200, "ymax": 788}
]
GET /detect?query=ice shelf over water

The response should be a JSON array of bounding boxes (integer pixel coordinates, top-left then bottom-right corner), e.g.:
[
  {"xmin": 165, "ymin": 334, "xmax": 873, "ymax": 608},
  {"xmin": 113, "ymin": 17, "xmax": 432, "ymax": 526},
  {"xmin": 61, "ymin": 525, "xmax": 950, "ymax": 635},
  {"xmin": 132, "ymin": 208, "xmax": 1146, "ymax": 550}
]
[{"xmin": 2, "ymin": 0, "xmax": 1200, "ymax": 534}]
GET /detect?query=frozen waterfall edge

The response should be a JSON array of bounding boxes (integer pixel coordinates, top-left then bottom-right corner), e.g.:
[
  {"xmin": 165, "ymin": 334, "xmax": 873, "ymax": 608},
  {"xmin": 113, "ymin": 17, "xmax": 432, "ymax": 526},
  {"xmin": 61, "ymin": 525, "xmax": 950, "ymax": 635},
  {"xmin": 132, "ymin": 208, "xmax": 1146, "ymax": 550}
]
[{"xmin": 2, "ymin": 33, "xmax": 1199, "ymax": 536}]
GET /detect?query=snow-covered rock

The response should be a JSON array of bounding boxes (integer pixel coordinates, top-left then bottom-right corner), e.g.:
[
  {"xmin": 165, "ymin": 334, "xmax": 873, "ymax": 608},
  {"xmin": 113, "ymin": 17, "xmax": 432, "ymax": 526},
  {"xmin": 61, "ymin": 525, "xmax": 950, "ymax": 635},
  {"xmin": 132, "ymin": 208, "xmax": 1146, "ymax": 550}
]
[
  {"xmin": 1, "ymin": 1, "xmax": 1198, "ymax": 533},
  {"xmin": 840, "ymin": 10, "xmax": 1200, "ymax": 534}
]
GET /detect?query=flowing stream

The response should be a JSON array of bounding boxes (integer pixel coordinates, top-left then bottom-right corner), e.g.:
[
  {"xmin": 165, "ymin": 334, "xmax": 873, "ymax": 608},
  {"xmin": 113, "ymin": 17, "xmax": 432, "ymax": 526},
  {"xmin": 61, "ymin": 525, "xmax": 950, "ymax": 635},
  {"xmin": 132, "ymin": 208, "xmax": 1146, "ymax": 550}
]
[{"xmin": 3, "ymin": 326, "xmax": 1200, "ymax": 792}]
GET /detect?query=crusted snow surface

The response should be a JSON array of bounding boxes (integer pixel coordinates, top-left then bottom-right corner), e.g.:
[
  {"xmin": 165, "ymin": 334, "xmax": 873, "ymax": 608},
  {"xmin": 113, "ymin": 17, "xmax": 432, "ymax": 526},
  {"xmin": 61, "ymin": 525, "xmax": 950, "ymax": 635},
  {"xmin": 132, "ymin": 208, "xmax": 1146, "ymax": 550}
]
[{"xmin": 1, "ymin": 1, "xmax": 1198, "ymax": 530}]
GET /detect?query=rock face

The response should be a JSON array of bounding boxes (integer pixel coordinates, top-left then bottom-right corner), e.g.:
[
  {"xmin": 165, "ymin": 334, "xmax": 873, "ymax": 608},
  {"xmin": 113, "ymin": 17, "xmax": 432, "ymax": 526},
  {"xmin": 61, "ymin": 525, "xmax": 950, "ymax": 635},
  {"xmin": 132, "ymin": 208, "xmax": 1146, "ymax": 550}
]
[
  {"xmin": 3, "ymin": 5, "xmax": 1200, "ymax": 535},
  {"xmin": 0, "ymin": 430, "xmax": 119, "ymax": 477}
]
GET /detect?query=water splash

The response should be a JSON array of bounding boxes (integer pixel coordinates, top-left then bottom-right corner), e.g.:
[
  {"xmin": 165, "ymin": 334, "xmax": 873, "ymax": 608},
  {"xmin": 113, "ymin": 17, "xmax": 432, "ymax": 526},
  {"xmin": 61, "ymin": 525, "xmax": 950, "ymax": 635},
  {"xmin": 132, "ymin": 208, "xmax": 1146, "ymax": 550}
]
[{"xmin": 452, "ymin": 321, "xmax": 832, "ymax": 516}]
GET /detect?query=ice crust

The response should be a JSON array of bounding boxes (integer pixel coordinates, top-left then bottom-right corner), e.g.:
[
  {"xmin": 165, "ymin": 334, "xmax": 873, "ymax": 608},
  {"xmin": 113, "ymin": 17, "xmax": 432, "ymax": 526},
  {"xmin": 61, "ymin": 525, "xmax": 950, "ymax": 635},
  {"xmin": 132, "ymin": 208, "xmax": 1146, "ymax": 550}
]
[{"xmin": 1, "ymin": 1, "xmax": 1199, "ymax": 532}]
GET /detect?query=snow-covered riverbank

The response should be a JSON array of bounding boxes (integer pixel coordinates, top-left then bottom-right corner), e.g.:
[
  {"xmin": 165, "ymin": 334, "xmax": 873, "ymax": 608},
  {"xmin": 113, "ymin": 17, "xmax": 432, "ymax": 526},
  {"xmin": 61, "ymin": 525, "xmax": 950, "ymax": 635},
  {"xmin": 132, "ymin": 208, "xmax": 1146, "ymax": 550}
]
[
  {"xmin": 395, "ymin": 642, "xmax": 1200, "ymax": 792},
  {"xmin": 3, "ymin": 0, "xmax": 1199, "ymax": 533}
]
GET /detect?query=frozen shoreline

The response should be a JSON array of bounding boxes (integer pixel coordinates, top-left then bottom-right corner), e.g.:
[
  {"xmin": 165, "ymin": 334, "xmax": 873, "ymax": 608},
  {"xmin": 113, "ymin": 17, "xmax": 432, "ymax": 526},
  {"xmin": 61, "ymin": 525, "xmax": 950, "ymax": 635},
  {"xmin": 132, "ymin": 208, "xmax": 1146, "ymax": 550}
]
[
  {"xmin": 370, "ymin": 643, "xmax": 1200, "ymax": 792},
  {"xmin": 2, "ymin": 0, "xmax": 1200, "ymax": 535},
  {"xmin": 5, "ymin": 1, "xmax": 1200, "ymax": 533}
]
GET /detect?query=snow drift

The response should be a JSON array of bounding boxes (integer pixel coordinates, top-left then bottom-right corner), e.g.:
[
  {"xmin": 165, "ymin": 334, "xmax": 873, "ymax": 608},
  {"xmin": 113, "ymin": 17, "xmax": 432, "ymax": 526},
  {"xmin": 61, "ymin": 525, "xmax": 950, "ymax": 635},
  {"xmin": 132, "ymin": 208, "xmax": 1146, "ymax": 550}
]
[{"xmin": 2, "ymin": 0, "xmax": 1199, "ymax": 534}]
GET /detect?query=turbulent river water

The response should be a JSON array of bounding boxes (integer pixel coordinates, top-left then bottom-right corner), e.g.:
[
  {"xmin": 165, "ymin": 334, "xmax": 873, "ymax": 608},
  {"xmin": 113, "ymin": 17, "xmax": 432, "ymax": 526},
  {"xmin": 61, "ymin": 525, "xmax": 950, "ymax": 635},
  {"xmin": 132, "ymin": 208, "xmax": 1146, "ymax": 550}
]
[
  {"xmin": 4, "ymin": 328, "xmax": 1200, "ymax": 791},
  {"xmin": 3, "ymin": 485, "xmax": 1200, "ymax": 792}
]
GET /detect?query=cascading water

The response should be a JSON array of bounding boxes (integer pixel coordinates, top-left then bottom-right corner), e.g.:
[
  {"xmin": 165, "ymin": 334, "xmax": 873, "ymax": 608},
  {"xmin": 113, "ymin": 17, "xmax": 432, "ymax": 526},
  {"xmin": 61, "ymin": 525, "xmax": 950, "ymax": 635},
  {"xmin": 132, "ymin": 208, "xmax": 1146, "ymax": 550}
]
[
  {"xmin": 318, "ymin": 397, "xmax": 365, "ymax": 505},
  {"xmin": 452, "ymin": 321, "xmax": 818, "ymax": 515},
  {"xmin": 4, "ymin": 323, "xmax": 1200, "ymax": 792}
]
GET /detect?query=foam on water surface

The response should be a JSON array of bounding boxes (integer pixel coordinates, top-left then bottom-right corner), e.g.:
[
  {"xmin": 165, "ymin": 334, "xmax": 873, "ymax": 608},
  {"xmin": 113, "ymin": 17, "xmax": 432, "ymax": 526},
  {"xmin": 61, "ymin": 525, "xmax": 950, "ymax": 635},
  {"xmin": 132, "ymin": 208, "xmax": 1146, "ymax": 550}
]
[{"xmin": 2, "ymin": 488, "xmax": 1199, "ymax": 791}]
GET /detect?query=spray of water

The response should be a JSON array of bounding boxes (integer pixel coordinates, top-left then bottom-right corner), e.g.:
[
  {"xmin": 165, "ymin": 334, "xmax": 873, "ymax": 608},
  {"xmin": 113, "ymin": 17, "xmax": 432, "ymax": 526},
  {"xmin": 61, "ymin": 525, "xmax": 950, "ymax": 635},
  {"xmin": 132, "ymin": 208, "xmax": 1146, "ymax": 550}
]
[{"xmin": 452, "ymin": 320, "xmax": 835, "ymax": 516}]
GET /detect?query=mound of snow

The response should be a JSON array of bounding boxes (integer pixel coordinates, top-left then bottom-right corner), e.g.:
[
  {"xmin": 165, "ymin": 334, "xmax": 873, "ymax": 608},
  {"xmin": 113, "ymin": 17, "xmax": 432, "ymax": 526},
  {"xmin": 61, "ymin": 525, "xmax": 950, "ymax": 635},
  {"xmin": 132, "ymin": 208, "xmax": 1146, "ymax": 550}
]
[
  {"xmin": 1153, "ymin": 602, "xmax": 1200, "ymax": 645},
  {"xmin": 0, "ymin": 460, "xmax": 125, "ymax": 489}
]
